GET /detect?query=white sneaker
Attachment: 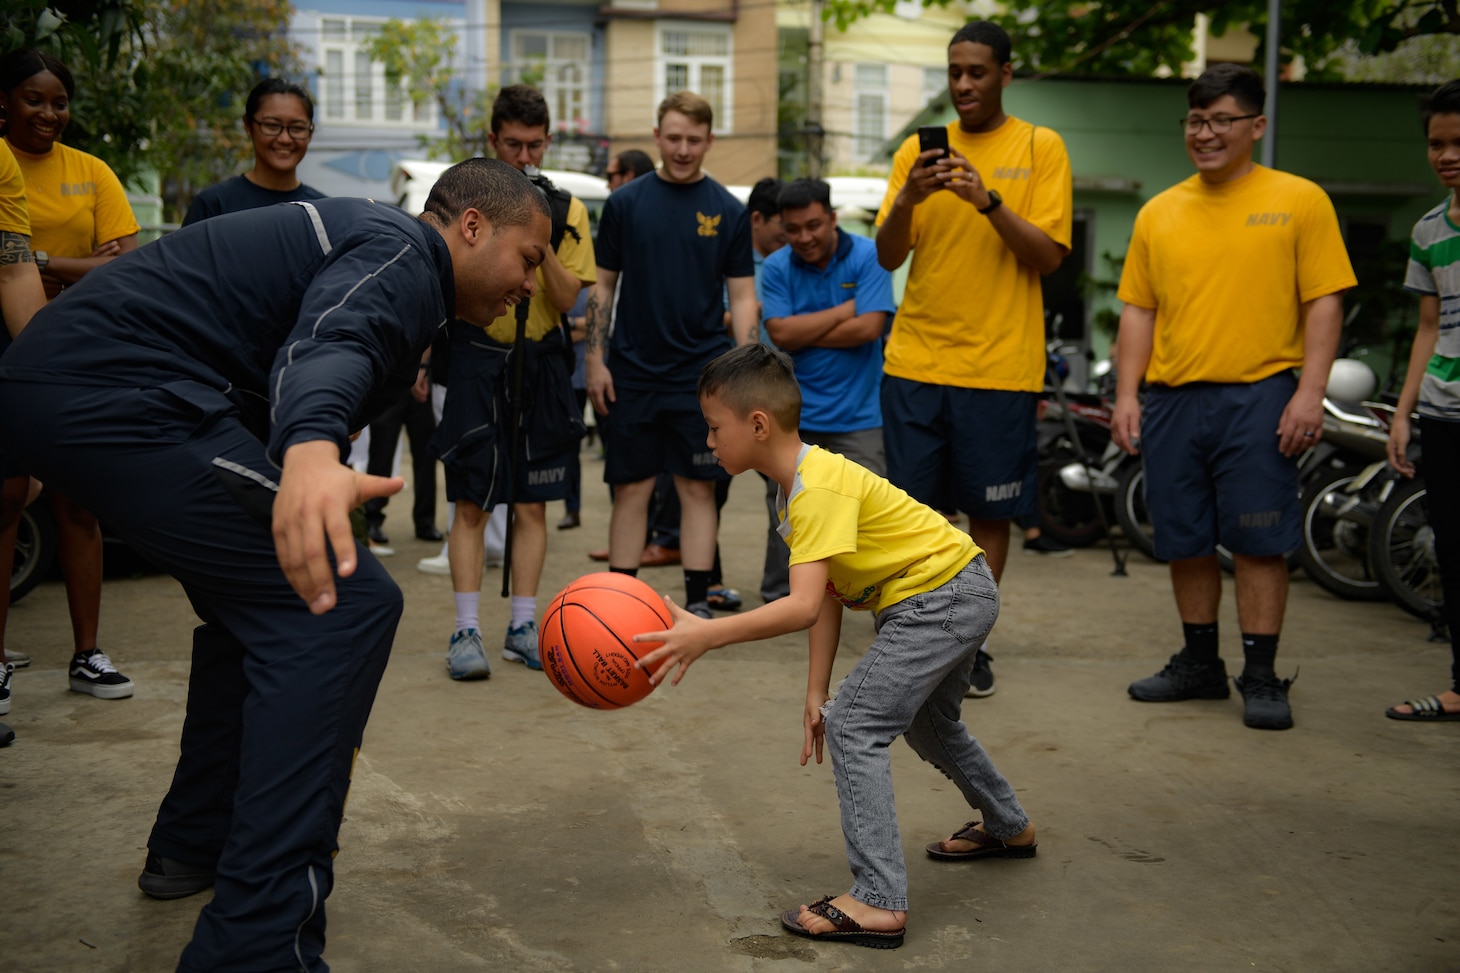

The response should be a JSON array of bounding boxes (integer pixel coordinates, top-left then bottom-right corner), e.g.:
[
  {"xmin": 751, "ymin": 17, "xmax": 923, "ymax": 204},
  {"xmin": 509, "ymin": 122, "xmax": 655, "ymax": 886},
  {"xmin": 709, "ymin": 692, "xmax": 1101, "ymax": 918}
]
[{"xmin": 417, "ymin": 554, "xmax": 451, "ymax": 575}]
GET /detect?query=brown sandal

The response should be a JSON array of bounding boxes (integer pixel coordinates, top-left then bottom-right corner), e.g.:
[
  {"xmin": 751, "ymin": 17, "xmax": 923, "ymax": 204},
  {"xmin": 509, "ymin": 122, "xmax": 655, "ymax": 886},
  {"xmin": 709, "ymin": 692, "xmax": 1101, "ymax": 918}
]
[
  {"xmin": 926, "ymin": 821, "xmax": 1038, "ymax": 861},
  {"xmin": 779, "ymin": 896, "xmax": 905, "ymax": 949}
]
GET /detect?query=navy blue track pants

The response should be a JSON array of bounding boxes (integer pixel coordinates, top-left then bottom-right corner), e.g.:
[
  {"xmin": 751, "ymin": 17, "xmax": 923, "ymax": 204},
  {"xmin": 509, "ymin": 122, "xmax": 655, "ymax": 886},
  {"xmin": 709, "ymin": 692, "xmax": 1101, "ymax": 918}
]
[{"xmin": 0, "ymin": 381, "xmax": 401, "ymax": 973}]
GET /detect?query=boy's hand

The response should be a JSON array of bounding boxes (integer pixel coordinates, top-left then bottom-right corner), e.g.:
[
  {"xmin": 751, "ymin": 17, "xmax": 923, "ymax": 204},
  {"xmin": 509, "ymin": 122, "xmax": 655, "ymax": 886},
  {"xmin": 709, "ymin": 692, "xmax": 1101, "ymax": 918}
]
[
  {"xmin": 633, "ymin": 596, "xmax": 715, "ymax": 686},
  {"xmin": 801, "ymin": 689, "xmax": 829, "ymax": 766}
]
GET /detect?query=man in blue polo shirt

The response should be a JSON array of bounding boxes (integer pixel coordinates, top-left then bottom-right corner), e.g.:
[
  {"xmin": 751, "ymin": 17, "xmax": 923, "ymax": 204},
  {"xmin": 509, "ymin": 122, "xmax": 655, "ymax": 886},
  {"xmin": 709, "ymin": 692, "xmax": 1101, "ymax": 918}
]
[
  {"xmin": 759, "ymin": 178, "xmax": 896, "ymax": 585},
  {"xmin": 763, "ymin": 179, "xmax": 895, "ymax": 468}
]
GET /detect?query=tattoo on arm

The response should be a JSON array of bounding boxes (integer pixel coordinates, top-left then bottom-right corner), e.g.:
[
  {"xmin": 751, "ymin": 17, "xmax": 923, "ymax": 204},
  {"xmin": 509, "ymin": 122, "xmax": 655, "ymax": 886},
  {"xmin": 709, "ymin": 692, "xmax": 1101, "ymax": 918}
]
[
  {"xmin": 0, "ymin": 231, "xmax": 35, "ymax": 267},
  {"xmin": 585, "ymin": 290, "xmax": 606, "ymax": 354}
]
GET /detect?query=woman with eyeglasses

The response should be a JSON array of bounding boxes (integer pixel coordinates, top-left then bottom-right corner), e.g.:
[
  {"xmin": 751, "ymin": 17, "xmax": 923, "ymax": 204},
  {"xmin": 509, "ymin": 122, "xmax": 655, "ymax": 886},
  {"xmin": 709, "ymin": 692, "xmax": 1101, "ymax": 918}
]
[
  {"xmin": 183, "ymin": 78, "xmax": 323, "ymax": 225},
  {"xmin": 0, "ymin": 47, "xmax": 141, "ymax": 704}
]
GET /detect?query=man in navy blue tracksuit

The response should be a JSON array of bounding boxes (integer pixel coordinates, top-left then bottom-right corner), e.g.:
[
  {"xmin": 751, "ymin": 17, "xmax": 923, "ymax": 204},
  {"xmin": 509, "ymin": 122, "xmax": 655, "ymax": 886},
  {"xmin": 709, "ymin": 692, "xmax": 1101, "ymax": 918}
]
[{"xmin": 0, "ymin": 158, "xmax": 551, "ymax": 973}]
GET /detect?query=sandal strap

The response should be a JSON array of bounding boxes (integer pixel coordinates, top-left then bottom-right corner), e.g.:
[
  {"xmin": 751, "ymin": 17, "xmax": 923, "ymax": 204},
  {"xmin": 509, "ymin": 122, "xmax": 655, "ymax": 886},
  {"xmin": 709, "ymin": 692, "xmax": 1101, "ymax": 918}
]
[
  {"xmin": 949, "ymin": 821, "xmax": 994, "ymax": 845},
  {"xmin": 805, "ymin": 896, "xmax": 861, "ymax": 933},
  {"xmin": 1409, "ymin": 696, "xmax": 1443, "ymax": 714}
]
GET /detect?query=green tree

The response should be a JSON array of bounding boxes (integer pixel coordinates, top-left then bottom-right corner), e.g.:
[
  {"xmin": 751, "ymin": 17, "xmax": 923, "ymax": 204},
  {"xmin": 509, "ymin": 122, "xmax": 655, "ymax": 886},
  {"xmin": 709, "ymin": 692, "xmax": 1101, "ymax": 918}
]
[
  {"xmin": 365, "ymin": 18, "xmax": 488, "ymax": 161},
  {"xmin": 821, "ymin": 1, "xmax": 1460, "ymax": 78}
]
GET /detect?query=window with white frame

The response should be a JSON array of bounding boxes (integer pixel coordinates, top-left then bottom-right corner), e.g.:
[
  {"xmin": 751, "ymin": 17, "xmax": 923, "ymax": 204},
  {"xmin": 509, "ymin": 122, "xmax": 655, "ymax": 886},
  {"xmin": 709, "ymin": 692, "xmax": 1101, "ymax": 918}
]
[
  {"xmin": 853, "ymin": 63, "xmax": 888, "ymax": 162},
  {"xmin": 656, "ymin": 22, "xmax": 733, "ymax": 134},
  {"xmin": 922, "ymin": 65, "xmax": 946, "ymax": 106},
  {"xmin": 316, "ymin": 15, "xmax": 439, "ymax": 127},
  {"xmin": 509, "ymin": 31, "xmax": 592, "ymax": 133}
]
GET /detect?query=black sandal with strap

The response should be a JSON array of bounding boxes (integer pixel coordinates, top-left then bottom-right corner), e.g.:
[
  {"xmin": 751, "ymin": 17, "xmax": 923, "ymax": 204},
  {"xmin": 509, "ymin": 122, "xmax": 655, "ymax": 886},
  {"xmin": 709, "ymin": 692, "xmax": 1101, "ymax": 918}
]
[
  {"xmin": 779, "ymin": 895, "xmax": 905, "ymax": 949},
  {"xmin": 926, "ymin": 820, "xmax": 1039, "ymax": 861}
]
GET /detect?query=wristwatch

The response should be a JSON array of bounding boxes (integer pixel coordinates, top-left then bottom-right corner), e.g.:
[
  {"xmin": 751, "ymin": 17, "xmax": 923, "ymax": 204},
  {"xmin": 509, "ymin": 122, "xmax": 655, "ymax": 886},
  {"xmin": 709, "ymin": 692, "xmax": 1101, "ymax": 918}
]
[
  {"xmin": 34, "ymin": 249, "xmax": 49, "ymax": 272},
  {"xmin": 977, "ymin": 190, "xmax": 1003, "ymax": 216}
]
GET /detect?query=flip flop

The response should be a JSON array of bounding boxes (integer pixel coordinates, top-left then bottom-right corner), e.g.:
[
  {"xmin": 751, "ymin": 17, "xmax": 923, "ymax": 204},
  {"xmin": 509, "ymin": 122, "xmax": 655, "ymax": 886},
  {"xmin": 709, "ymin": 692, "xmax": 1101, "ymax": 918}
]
[
  {"xmin": 706, "ymin": 585, "xmax": 742, "ymax": 611},
  {"xmin": 926, "ymin": 821, "xmax": 1038, "ymax": 861},
  {"xmin": 1385, "ymin": 695, "xmax": 1460, "ymax": 721},
  {"xmin": 779, "ymin": 896, "xmax": 904, "ymax": 949}
]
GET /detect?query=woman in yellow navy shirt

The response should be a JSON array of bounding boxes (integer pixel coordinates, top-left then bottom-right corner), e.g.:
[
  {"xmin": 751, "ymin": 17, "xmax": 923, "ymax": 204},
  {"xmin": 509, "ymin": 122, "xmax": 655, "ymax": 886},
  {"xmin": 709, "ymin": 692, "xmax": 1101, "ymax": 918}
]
[{"xmin": 1, "ymin": 47, "xmax": 140, "ymax": 701}]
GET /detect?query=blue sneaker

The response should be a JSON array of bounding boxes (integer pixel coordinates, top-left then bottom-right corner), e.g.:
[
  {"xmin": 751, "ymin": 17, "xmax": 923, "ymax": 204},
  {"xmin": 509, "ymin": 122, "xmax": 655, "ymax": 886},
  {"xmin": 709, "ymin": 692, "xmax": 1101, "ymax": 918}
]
[
  {"xmin": 446, "ymin": 628, "xmax": 491, "ymax": 681},
  {"xmin": 503, "ymin": 621, "xmax": 543, "ymax": 670}
]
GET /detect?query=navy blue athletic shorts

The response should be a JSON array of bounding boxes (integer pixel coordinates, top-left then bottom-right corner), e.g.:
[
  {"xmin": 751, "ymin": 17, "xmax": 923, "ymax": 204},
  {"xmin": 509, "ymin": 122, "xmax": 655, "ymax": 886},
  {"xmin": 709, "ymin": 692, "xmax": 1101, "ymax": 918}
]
[
  {"xmin": 1141, "ymin": 372, "xmax": 1301, "ymax": 560},
  {"xmin": 881, "ymin": 376, "xmax": 1037, "ymax": 520},
  {"xmin": 600, "ymin": 386, "xmax": 727, "ymax": 485}
]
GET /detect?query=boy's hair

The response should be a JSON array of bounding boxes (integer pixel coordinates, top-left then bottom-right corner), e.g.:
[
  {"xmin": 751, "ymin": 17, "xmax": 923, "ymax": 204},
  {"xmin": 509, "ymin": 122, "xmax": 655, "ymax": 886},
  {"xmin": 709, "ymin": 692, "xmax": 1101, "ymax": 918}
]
[
  {"xmin": 949, "ymin": 20, "xmax": 1011, "ymax": 65},
  {"xmin": 746, "ymin": 177, "xmax": 784, "ymax": 219},
  {"xmin": 1188, "ymin": 63, "xmax": 1265, "ymax": 114},
  {"xmin": 422, "ymin": 157, "xmax": 551, "ymax": 228},
  {"xmin": 492, "ymin": 83, "xmax": 551, "ymax": 134},
  {"xmin": 699, "ymin": 344, "xmax": 801, "ymax": 432},
  {"xmin": 657, "ymin": 90, "xmax": 714, "ymax": 130},
  {"xmin": 778, "ymin": 178, "xmax": 832, "ymax": 215},
  {"xmin": 615, "ymin": 149, "xmax": 656, "ymax": 178},
  {"xmin": 1422, "ymin": 79, "xmax": 1460, "ymax": 134},
  {"xmin": 246, "ymin": 77, "xmax": 315, "ymax": 122}
]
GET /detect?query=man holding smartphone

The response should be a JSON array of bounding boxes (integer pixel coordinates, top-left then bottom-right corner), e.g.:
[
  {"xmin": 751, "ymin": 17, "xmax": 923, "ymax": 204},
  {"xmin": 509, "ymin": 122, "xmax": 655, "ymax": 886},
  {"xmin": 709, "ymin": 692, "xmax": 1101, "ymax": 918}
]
[{"xmin": 875, "ymin": 19, "xmax": 1072, "ymax": 698}]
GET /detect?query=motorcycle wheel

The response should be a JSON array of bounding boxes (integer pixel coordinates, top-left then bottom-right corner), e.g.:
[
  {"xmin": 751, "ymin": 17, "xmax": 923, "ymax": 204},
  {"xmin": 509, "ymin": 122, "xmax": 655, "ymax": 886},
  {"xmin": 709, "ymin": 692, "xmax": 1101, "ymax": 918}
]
[
  {"xmin": 1034, "ymin": 449, "xmax": 1107, "ymax": 548},
  {"xmin": 1369, "ymin": 476, "xmax": 1445, "ymax": 622},
  {"xmin": 1114, "ymin": 462, "xmax": 1161, "ymax": 562},
  {"xmin": 1296, "ymin": 467, "xmax": 1386, "ymax": 601},
  {"xmin": 11, "ymin": 501, "xmax": 58, "ymax": 605}
]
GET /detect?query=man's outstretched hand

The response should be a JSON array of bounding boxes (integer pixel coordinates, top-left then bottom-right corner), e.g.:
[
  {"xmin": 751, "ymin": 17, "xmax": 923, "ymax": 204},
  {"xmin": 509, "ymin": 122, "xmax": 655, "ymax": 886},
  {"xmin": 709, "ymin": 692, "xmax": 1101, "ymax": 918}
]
[{"xmin": 274, "ymin": 440, "xmax": 403, "ymax": 614}]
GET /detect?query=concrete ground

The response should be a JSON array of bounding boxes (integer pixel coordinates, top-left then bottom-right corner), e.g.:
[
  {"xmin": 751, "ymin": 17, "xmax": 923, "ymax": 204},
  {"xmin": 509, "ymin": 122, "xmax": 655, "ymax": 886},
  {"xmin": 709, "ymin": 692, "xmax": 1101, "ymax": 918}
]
[{"xmin": 2, "ymin": 449, "xmax": 1458, "ymax": 973}]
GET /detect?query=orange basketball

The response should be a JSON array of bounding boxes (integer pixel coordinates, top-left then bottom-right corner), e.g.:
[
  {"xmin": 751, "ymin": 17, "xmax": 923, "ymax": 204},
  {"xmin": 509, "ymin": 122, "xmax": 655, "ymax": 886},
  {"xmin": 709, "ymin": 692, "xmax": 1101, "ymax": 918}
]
[{"xmin": 540, "ymin": 573, "xmax": 672, "ymax": 710}]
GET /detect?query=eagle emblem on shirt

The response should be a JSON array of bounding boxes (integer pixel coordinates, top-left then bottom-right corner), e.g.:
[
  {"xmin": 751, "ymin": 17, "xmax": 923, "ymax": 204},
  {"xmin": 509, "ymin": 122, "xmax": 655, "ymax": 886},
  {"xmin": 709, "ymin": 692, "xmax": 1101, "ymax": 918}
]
[{"xmin": 696, "ymin": 212, "xmax": 721, "ymax": 237}]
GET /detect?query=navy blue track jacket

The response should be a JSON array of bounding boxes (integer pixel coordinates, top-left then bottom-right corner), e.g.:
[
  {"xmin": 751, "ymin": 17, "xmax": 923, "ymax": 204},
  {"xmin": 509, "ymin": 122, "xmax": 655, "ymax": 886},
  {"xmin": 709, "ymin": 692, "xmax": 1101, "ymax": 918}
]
[{"xmin": 0, "ymin": 198, "xmax": 455, "ymax": 467}]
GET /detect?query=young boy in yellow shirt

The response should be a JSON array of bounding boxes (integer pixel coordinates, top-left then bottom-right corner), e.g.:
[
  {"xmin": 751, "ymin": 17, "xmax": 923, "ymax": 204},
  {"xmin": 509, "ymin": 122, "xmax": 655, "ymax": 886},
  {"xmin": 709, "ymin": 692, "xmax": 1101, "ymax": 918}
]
[{"xmin": 636, "ymin": 343, "xmax": 1036, "ymax": 949}]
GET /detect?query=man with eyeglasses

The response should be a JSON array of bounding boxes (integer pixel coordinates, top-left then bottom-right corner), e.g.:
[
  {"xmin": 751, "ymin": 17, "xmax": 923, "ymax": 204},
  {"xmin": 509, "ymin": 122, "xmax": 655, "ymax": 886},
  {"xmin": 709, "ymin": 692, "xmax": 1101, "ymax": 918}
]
[
  {"xmin": 605, "ymin": 149, "xmax": 654, "ymax": 191},
  {"xmin": 1112, "ymin": 63, "xmax": 1356, "ymax": 731},
  {"xmin": 184, "ymin": 79, "xmax": 323, "ymax": 226}
]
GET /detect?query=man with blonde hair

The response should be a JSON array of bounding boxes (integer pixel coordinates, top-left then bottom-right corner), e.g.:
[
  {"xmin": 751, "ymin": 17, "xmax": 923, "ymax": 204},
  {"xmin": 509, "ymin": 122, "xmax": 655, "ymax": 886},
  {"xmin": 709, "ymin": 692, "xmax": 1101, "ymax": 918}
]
[{"xmin": 585, "ymin": 91, "xmax": 758, "ymax": 616}]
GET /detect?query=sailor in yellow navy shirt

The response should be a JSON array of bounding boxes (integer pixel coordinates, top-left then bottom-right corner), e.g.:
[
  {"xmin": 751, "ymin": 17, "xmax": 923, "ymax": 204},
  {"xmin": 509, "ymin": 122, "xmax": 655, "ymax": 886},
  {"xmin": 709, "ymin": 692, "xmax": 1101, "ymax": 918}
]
[
  {"xmin": 1113, "ymin": 64, "xmax": 1356, "ymax": 732},
  {"xmin": 1, "ymin": 50, "xmax": 139, "ymax": 301},
  {"xmin": 433, "ymin": 85, "xmax": 596, "ymax": 678},
  {"xmin": 636, "ymin": 344, "xmax": 1036, "ymax": 951},
  {"xmin": 2, "ymin": 47, "xmax": 139, "ymax": 703},
  {"xmin": 875, "ymin": 20, "xmax": 1072, "ymax": 699}
]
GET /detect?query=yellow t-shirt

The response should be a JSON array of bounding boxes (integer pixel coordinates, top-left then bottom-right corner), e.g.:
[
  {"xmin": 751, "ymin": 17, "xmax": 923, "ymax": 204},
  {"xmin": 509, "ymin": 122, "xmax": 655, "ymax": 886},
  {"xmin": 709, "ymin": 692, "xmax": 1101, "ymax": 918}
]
[
  {"xmin": 780, "ymin": 445, "xmax": 979, "ymax": 613},
  {"xmin": 1117, "ymin": 165, "xmax": 1357, "ymax": 386},
  {"xmin": 876, "ymin": 117, "xmax": 1073, "ymax": 392},
  {"xmin": 0, "ymin": 140, "xmax": 29, "ymax": 236},
  {"xmin": 482, "ymin": 195, "xmax": 596, "ymax": 343},
  {"xmin": 8, "ymin": 140, "xmax": 139, "ymax": 258}
]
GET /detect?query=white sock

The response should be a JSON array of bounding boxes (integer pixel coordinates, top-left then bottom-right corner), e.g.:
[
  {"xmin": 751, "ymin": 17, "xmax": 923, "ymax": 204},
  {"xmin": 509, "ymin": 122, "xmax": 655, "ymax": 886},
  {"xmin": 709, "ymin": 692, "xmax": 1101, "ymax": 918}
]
[
  {"xmin": 511, "ymin": 596, "xmax": 536, "ymax": 627},
  {"xmin": 454, "ymin": 592, "xmax": 480, "ymax": 633}
]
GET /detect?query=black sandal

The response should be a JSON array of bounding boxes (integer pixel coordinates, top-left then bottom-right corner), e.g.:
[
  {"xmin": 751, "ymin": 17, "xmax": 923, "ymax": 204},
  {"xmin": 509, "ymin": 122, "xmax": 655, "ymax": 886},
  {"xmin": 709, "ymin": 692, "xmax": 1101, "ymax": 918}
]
[
  {"xmin": 926, "ymin": 821, "xmax": 1038, "ymax": 861},
  {"xmin": 780, "ymin": 896, "xmax": 905, "ymax": 949}
]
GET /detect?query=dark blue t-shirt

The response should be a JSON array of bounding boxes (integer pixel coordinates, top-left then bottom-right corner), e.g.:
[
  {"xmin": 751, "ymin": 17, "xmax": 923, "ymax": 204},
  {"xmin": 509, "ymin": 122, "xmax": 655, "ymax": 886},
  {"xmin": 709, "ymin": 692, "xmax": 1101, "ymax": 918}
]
[
  {"xmin": 595, "ymin": 173, "xmax": 753, "ymax": 392},
  {"xmin": 183, "ymin": 174, "xmax": 326, "ymax": 226}
]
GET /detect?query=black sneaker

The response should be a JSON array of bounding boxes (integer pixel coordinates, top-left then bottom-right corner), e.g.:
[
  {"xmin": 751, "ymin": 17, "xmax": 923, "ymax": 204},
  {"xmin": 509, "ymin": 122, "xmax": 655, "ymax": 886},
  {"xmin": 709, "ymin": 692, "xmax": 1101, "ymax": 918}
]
[
  {"xmin": 1234, "ymin": 671, "xmax": 1295, "ymax": 730},
  {"xmin": 0, "ymin": 662, "xmax": 11, "ymax": 717},
  {"xmin": 965, "ymin": 650, "xmax": 996, "ymax": 698},
  {"xmin": 138, "ymin": 852, "xmax": 216, "ymax": 899},
  {"xmin": 1128, "ymin": 653, "xmax": 1230, "ymax": 702},
  {"xmin": 69, "ymin": 649, "xmax": 135, "ymax": 700},
  {"xmin": 1023, "ymin": 535, "xmax": 1074, "ymax": 557},
  {"xmin": 0, "ymin": 721, "xmax": 12, "ymax": 747}
]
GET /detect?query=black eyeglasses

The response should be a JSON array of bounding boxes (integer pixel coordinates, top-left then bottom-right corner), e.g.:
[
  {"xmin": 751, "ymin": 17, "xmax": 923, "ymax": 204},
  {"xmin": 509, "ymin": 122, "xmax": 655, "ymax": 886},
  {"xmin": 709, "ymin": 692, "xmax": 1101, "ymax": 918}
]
[
  {"xmin": 1180, "ymin": 113, "xmax": 1259, "ymax": 136},
  {"xmin": 252, "ymin": 118, "xmax": 315, "ymax": 139}
]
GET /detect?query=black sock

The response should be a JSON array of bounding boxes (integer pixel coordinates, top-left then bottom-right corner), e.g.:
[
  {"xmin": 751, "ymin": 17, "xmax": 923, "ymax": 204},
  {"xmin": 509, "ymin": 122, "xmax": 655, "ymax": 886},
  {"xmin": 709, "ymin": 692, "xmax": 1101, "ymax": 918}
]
[
  {"xmin": 684, "ymin": 569, "xmax": 713, "ymax": 606},
  {"xmin": 1181, "ymin": 622, "xmax": 1220, "ymax": 664},
  {"xmin": 1241, "ymin": 633, "xmax": 1278, "ymax": 677},
  {"xmin": 610, "ymin": 566, "xmax": 638, "ymax": 578}
]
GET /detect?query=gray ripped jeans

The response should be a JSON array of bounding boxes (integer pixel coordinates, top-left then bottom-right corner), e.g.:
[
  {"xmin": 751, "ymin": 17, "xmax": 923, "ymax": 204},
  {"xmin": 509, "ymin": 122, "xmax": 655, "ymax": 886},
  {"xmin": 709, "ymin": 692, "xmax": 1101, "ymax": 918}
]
[{"xmin": 823, "ymin": 554, "xmax": 1030, "ymax": 911}]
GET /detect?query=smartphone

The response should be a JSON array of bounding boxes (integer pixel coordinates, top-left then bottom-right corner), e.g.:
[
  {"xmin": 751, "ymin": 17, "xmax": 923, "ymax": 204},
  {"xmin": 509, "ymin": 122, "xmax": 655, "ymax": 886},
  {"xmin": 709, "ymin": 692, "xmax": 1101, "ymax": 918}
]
[{"xmin": 917, "ymin": 126, "xmax": 950, "ymax": 167}]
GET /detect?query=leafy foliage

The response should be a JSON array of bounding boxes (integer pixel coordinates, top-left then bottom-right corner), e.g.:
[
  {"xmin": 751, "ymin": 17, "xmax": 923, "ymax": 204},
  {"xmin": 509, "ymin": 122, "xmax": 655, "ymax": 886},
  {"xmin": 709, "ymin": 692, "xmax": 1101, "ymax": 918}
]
[{"xmin": 821, "ymin": 1, "xmax": 1460, "ymax": 78}]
